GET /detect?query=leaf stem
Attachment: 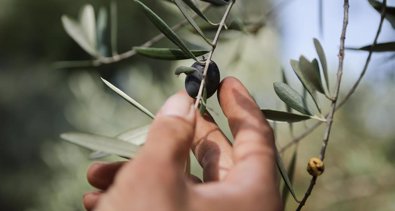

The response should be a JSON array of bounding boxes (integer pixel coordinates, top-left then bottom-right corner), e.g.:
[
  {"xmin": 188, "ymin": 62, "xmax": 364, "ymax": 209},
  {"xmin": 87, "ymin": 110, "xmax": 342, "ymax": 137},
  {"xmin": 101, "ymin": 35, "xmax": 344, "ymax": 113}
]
[{"xmin": 194, "ymin": 1, "xmax": 235, "ymax": 108}]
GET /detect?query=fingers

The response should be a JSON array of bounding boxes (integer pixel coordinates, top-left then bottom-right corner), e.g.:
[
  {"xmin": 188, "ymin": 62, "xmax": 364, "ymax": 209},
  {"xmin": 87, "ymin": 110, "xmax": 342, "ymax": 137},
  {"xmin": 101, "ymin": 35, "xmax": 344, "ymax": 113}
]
[
  {"xmin": 192, "ymin": 112, "xmax": 233, "ymax": 182},
  {"xmin": 87, "ymin": 162, "xmax": 125, "ymax": 190},
  {"xmin": 218, "ymin": 77, "xmax": 278, "ymax": 188},
  {"xmin": 127, "ymin": 92, "xmax": 196, "ymax": 177},
  {"xmin": 83, "ymin": 191, "xmax": 102, "ymax": 211}
]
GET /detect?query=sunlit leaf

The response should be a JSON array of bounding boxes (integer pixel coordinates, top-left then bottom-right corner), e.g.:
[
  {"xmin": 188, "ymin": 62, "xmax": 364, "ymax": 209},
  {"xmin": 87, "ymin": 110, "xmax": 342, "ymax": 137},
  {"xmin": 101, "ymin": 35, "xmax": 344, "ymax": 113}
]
[
  {"xmin": 347, "ymin": 42, "xmax": 395, "ymax": 52},
  {"xmin": 61, "ymin": 132, "xmax": 140, "ymax": 158},
  {"xmin": 175, "ymin": 66, "xmax": 198, "ymax": 75},
  {"xmin": 135, "ymin": 47, "xmax": 208, "ymax": 60},
  {"xmin": 90, "ymin": 125, "xmax": 149, "ymax": 159},
  {"xmin": 273, "ymin": 82, "xmax": 312, "ymax": 115},
  {"xmin": 276, "ymin": 150, "xmax": 299, "ymax": 203},
  {"xmin": 174, "ymin": 0, "xmax": 211, "ymax": 44},
  {"xmin": 80, "ymin": 5, "xmax": 97, "ymax": 51},
  {"xmin": 61, "ymin": 15, "xmax": 98, "ymax": 56},
  {"xmin": 313, "ymin": 38, "xmax": 329, "ymax": 90},
  {"xmin": 134, "ymin": 0, "xmax": 197, "ymax": 60},
  {"xmin": 261, "ymin": 109, "xmax": 311, "ymax": 122},
  {"xmin": 282, "ymin": 149, "xmax": 298, "ymax": 205},
  {"xmin": 369, "ymin": 0, "xmax": 395, "ymax": 28},
  {"xmin": 101, "ymin": 77, "xmax": 155, "ymax": 119},
  {"xmin": 281, "ymin": 68, "xmax": 291, "ymax": 113}
]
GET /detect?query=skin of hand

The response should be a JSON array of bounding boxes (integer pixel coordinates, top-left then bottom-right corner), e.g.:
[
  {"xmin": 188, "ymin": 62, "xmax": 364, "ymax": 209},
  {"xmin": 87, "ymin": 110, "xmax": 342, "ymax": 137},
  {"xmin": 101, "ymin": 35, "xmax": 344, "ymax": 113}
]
[{"xmin": 83, "ymin": 77, "xmax": 282, "ymax": 211}]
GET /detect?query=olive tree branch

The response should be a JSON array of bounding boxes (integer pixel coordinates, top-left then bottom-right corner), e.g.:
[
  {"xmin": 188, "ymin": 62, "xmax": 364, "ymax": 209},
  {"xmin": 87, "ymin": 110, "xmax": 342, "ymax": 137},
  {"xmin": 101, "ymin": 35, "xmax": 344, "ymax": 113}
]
[
  {"xmin": 194, "ymin": 1, "xmax": 235, "ymax": 108},
  {"xmin": 296, "ymin": 0, "xmax": 349, "ymax": 210},
  {"xmin": 279, "ymin": 0, "xmax": 387, "ymax": 154}
]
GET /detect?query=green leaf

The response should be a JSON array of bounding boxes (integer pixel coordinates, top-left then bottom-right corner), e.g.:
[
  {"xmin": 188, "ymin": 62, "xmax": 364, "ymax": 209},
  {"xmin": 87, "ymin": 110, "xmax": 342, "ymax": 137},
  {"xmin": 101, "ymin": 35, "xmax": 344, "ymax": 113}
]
[
  {"xmin": 200, "ymin": 0, "xmax": 230, "ymax": 6},
  {"xmin": 101, "ymin": 77, "xmax": 155, "ymax": 119},
  {"xmin": 61, "ymin": 15, "xmax": 98, "ymax": 56},
  {"xmin": 313, "ymin": 38, "xmax": 329, "ymax": 90},
  {"xmin": 282, "ymin": 149, "xmax": 298, "ymax": 205},
  {"xmin": 90, "ymin": 125, "xmax": 149, "ymax": 159},
  {"xmin": 347, "ymin": 42, "xmax": 395, "ymax": 52},
  {"xmin": 273, "ymin": 82, "xmax": 312, "ymax": 115},
  {"xmin": 61, "ymin": 132, "xmax": 140, "ymax": 158},
  {"xmin": 261, "ymin": 109, "xmax": 311, "ymax": 122},
  {"xmin": 80, "ymin": 5, "xmax": 97, "ymax": 51},
  {"xmin": 281, "ymin": 68, "xmax": 291, "ymax": 113},
  {"xmin": 175, "ymin": 66, "xmax": 198, "ymax": 75},
  {"xmin": 134, "ymin": 0, "xmax": 197, "ymax": 60},
  {"xmin": 180, "ymin": 0, "xmax": 216, "ymax": 25},
  {"xmin": 276, "ymin": 150, "xmax": 299, "ymax": 203},
  {"xmin": 173, "ymin": 0, "xmax": 211, "ymax": 44},
  {"xmin": 369, "ymin": 0, "xmax": 395, "ymax": 28},
  {"xmin": 297, "ymin": 56, "xmax": 325, "ymax": 94},
  {"xmin": 134, "ymin": 47, "xmax": 208, "ymax": 60},
  {"xmin": 97, "ymin": 7, "xmax": 109, "ymax": 56}
]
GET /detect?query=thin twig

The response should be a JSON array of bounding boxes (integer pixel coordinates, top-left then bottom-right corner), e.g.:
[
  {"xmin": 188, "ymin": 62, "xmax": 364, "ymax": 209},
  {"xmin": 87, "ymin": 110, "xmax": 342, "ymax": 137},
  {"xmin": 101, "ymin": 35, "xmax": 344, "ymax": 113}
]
[
  {"xmin": 194, "ymin": 1, "xmax": 235, "ymax": 108},
  {"xmin": 296, "ymin": 1, "xmax": 349, "ymax": 210},
  {"xmin": 279, "ymin": 0, "xmax": 387, "ymax": 154}
]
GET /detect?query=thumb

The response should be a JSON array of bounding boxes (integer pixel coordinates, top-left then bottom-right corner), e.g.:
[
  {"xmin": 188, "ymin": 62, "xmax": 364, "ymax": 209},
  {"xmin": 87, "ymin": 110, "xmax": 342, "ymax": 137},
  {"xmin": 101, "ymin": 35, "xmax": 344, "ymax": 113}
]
[{"xmin": 140, "ymin": 92, "xmax": 196, "ymax": 171}]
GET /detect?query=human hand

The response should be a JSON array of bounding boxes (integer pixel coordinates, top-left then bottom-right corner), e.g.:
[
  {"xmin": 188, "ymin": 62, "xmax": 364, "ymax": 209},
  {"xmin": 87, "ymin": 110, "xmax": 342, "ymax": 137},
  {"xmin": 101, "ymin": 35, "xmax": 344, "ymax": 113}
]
[{"xmin": 83, "ymin": 77, "xmax": 282, "ymax": 211}]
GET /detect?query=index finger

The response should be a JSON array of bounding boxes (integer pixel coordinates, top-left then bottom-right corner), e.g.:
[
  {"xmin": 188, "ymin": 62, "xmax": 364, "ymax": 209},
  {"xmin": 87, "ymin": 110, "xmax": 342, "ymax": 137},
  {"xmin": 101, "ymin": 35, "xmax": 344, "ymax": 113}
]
[{"xmin": 218, "ymin": 77, "xmax": 278, "ymax": 190}]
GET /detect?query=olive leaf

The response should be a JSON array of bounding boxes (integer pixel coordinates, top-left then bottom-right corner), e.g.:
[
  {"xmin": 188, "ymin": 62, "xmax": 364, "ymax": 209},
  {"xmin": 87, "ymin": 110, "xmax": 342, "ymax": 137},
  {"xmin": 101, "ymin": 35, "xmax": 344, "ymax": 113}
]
[
  {"xmin": 97, "ymin": 7, "xmax": 109, "ymax": 56},
  {"xmin": 101, "ymin": 77, "xmax": 155, "ymax": 119},
  {"xmin": 347, "ymin": 42, "xmax": 395, "ymax": 52},
  {"xmin": 281, "ymin": 68, "xmax": 292, "ymax": 113},
  {"xmin": 261, "ymin": 109, "xmax": 311, "ymax": 122},
  {"xmin": 313, "ymin": 38, "xmax": 329, "ymax": 90},
  {"xmin": 61, "ymin": 5, "xmax": 98, "ymax": 56},
  {"xmin": 180, "ymin": 0, "xmax": 216, "ymax": 25},
  {"xmin": 173, "ymin": 0, "xmax": 212, "ymax": 44},
  {"xmin": 61, "ymin": 132, "xmax": 140, "ymax": 159},
  {"xmin": 282, "ymin": 148, "xmax": 298, "ymax": 205},
  {"xmin": 369, "ymin": 0, "xmax": 395, "ymax": 28},
  {"xmin": 273, "ymin": 82, "xmax": 312, "ymax": 115},
  {"xmin": 175, "ymin": 66, "xmax": 199, "ymax": 75},
  {"xmin": 90, "ymin": 125, "xmax": 149, "ymax": 159},
  {"xmin": 134, "ymin": 0, "xmax": 197, "ymax": 60},
  {"xmin": 200, "ymin": 0, "xmax": 230, "ymax": 7},
  {"xmin": 276, "ymin": 150, "xmax": 299, "ymax": 203},
  {"xmin": 134, "ymin": 47, "xmax": 208, "ymax": 60}
]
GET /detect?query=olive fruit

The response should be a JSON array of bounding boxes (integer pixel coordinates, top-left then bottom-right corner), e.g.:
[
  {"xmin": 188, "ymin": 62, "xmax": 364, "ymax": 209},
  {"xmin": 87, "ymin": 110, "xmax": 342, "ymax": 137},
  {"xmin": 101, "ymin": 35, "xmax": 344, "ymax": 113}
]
[{"xmin": 185, "ymin": 60, "xmax": 220, "ymax": 99}]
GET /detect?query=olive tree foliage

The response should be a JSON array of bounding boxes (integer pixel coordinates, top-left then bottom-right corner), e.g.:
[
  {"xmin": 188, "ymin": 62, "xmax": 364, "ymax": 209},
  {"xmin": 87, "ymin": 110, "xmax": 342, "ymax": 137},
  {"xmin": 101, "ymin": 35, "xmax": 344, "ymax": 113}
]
[{"xmin": 57, "ymin": 0, "xmax": 394, "ymax": 210}]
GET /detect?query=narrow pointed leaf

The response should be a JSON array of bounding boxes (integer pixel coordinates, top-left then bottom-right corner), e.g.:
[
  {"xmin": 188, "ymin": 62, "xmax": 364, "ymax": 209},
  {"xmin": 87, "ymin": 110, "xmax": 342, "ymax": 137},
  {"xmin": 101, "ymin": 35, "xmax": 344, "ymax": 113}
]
[
  {"xmin": 200, "ymin": 0, "xmax": 230, "ymax": 6},
  {"xmin": 297, "ymin": 56, "xmax": 325, "ymax": 94},
  {"xmin": 175, "ymin": 66, "xmax": 198, "ymax": 75},
  {"xmin": 134, "ymin": 0, "xmax": 197, "ymax": 60},
  {"xmin": 61, "ymin": 15, "xmax": 98, "ymax": 56},
  {"xmin": 273, "ymin": 82, "xmax": 312, "ymax": 115},
  {"xmin": 174, "ymin": 0, "xmax": 211, "ymax": 44},
  {"xmin": 134, "ymin": 47, "xmax": 208, "ymax": 60},
  {"xmin": 181, "ymin": 0, "xmax": 216, "ymax": 25},
  {"xmin": 347, "ymin": 42, "xmax": 395, "ymax": 52},
  {"xmin": 61, "ymin": 132, "xmax": 140, "ymax": 158},
  {"xmin": 80, "ymin": 5, "xmax": 97, "ymax": 51},
  {"xmin": 313, "ymin": 38, "xmax": 329, "ymax": 90},
  {"xmin": 97, "ymin": 7, "xmax": 109, "ymax": 56},
  {"xmin": 90, "ymin": 125, "xmax": 149, "ymax": 159},
  {"xmin": 281, "ymin": 68, "xmax": 291, "ymax": 113},
  {"xmin": 369, "ymin": 0, "xmax": 395, "ymax": 28},
  {"xmin": 261, "ymin": 109, "xmax": 311, "ymax": 122},
  {"xmin": 276, "ymin": 150, "xmax": 299, "ymax": 203},
  {"xmin": 282, "ymin": 149, "xmax": 298, "ymax": 205},
  {"xmin": 101, "ymin": 77, "xmax": 155, "ymax": 119}
]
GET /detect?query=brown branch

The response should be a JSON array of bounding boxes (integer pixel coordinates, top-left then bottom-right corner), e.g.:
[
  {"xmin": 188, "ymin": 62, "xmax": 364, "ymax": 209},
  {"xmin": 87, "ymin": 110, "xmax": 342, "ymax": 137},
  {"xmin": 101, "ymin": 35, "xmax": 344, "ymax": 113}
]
[{"xmin": 296, "ymin": 0, "xmax": 350, "ymax": 210}]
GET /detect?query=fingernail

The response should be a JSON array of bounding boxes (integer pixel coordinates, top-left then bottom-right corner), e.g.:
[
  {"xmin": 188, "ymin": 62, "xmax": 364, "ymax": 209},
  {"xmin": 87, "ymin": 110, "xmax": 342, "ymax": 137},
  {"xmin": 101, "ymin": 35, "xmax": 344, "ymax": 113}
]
[{"xmin": 158, "ymin": 93, "xmax": 195, "ymax": 121}]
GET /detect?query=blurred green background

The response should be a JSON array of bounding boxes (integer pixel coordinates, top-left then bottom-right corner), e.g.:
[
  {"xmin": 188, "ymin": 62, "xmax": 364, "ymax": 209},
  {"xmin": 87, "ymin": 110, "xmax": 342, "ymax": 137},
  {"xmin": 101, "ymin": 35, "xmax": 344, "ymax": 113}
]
[{"xmin": 0, "ymin": 0, "xmax": 394, "ymax": 211}]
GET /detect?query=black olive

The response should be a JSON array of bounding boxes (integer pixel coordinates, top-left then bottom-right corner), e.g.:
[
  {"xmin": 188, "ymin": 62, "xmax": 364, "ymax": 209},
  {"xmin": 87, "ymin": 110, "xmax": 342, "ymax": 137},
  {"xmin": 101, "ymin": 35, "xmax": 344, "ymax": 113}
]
[{"xmin": 185, "ymin": 60, "xmax": 220, "ymax": 99}]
